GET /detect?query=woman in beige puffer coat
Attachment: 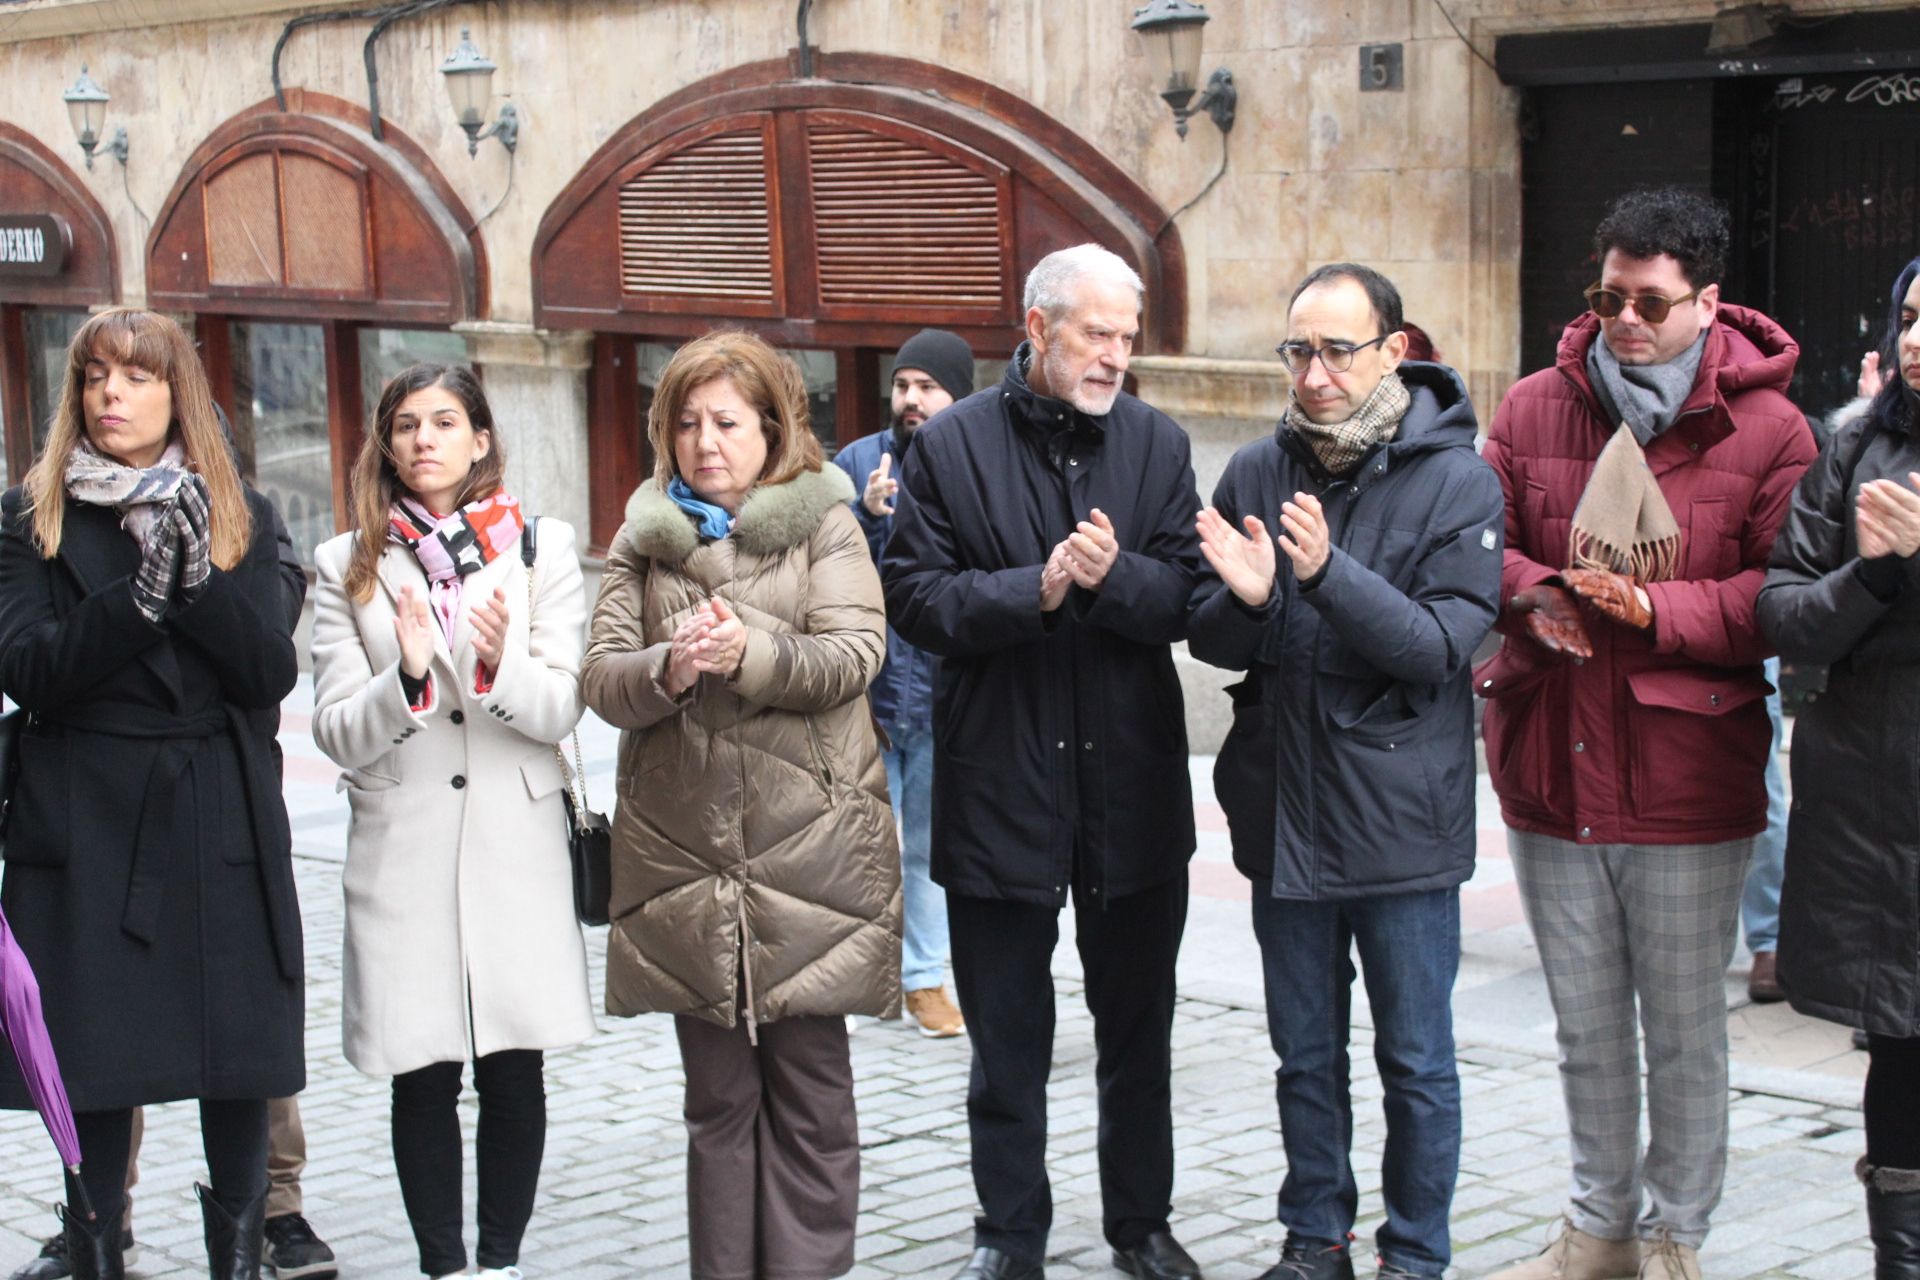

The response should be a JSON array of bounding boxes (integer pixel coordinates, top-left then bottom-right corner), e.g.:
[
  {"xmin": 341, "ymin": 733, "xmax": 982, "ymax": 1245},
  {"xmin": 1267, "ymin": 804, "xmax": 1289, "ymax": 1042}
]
[{"xmin": 581, "ymin": 330, "xmax": 899, "ymax": 1280}]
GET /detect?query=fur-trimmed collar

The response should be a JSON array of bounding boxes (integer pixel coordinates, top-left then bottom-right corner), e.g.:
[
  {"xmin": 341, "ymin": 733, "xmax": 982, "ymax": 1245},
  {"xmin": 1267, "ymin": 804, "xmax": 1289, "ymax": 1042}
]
[{"xmin": 622, "ymin": 466, "xmax": 856, "ymax": 563}]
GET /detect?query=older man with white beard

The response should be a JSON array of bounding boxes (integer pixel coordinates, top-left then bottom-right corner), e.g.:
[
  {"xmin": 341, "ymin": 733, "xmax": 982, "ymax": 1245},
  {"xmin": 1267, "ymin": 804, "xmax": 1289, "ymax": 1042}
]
[{"xmin": 882, "ymin": 244, "xmax": 1207, "ymax": 1280}]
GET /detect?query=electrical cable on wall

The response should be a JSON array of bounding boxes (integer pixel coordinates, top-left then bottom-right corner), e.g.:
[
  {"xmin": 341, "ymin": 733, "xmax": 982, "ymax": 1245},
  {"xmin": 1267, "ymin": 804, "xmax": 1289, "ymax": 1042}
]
[
  {"xmin": 1432, "ymin": 0, "xmax": 1501, "ymax": 75},
  {"xmin": 1157, "ymin": 132, "xmax": 1234, "ymax": 241}
]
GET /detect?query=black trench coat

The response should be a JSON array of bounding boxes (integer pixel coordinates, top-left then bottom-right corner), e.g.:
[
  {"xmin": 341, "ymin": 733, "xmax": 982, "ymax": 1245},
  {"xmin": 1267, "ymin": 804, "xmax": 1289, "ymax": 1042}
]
[
  {"xmin": 1757, "ymin": 408, "xmax": 1920, "ymax": 1039},
  {"xmin": 0, "ymin": 487, "xmax": 304, "ymax": 1111}
]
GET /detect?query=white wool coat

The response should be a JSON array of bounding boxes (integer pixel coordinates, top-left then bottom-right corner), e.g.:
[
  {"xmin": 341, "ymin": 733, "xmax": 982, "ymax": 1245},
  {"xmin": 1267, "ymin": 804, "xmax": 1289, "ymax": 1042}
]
[{"xmin": 310, "ymin": 516, "xmax": 596, "ymax": 1077}]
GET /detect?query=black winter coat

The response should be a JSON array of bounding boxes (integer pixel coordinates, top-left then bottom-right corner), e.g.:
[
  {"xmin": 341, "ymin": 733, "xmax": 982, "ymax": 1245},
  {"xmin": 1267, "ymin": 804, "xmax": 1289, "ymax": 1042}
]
[
  {"xmin": 0, "ymin": 487, "xmax": 305, "ymax": 1111},
  {"xmin": 1187, "ymin": 364, "xmax": 1504, "ymax": 898},
  {"xmin": 1756, "ymin": 409, "xmax": 1920, "ymax": 1038},
  {"xmin": 881, "ymin": 345, "xmax": 1203, "ymax": 907}
]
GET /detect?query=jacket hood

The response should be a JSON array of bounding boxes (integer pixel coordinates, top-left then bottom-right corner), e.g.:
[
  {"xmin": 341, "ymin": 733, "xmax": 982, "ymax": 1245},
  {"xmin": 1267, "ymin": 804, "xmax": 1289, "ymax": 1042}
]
[
  {"xmin": 1553, "ymin": 303, "xmax": 1799, "ymax": 413},
  {"xmin": 623, "ymin": 465, "xmax": 856, "ymax": 563}
]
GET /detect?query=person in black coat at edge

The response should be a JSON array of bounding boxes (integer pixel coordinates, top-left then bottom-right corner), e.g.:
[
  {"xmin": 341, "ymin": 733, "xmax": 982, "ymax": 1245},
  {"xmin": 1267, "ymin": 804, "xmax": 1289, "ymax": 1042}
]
[
  {"xmin": 1756, "ymin": 252, "xmax": 1920, "ymax": 1279},
  {"xmin": 881, "ymin": 243, "xmax": 1206, "ymax": 1280},
  {"xmin": 5, "ymin": 405, "xmax": 335, "ymax": 1280},
  {"xmin": 1186, "ymin": 265, "xmax": 1503, "ymax": 1280},
  {"xmin": 0, "ymin": 309, "xmax": 304, "ymax": 1280}
]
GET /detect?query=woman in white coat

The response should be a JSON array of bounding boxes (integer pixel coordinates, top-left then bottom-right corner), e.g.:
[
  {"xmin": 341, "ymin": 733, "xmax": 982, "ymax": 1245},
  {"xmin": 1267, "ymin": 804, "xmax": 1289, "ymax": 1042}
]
[{"xmin": 309, "ymin": 363, "xmax": 594, "ymax": 1280}]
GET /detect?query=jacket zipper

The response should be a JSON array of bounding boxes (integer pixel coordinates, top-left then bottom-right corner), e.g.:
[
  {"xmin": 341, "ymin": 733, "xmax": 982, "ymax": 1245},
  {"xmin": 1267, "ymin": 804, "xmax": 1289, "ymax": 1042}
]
[{"xmin": 803, "ymin": 716, "xmax": 833, "ymax": 791}]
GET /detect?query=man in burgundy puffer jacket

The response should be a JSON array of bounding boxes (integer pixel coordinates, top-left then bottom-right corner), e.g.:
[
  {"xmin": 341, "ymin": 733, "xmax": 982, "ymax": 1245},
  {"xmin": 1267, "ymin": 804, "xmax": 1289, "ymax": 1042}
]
[{"xmin": 1480, "ymin": 188, "xmax": 1816, "ymax": 1280}]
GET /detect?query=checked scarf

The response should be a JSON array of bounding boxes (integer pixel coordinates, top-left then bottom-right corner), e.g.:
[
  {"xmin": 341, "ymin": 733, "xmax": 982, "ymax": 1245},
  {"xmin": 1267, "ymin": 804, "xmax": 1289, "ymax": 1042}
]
[
  {"xmin": 1284, "ymin": 372, "xmax": 1412, "ymax": 477},
  {"xmin": 387, "ymin": 490, "xmax": 525, "ymax": 648}
]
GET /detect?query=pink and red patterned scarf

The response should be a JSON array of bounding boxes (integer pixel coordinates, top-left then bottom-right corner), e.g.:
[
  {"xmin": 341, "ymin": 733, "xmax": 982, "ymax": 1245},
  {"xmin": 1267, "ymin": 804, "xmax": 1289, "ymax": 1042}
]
[{"xmin": 387, "ymin": 490, "xmax": 525, "ymax": 647}]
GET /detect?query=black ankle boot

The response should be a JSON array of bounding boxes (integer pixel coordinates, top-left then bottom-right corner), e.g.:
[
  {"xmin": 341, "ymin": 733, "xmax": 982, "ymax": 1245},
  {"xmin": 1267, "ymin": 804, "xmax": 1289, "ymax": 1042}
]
[
  {"xmin": 196, "ymin": 1184, "xmax": 267, "ymax": 1280},
  {"xmin": 1860, "ymin": 1157, "xmax": 1920, "ymax": 1280},
  {"xmin": 57, "ymin": 1205, "xmax": 124, "ymax": 1280}
]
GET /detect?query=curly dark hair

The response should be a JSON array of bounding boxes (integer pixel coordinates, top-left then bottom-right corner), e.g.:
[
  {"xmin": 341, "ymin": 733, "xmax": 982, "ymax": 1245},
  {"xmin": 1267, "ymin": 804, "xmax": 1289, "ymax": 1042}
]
[{"xmin": 1593, "ymin": 187, "xmax": 1730, "ymax": 288}]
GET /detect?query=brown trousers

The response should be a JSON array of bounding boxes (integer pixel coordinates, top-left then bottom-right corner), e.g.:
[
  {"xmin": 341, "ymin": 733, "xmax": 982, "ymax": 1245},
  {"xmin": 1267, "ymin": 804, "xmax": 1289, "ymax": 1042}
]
[
  {"xmin": 122, "ymin": 1095, "xmax": 307, "ymax": 1225},
  {"xmin": 674, "ymin": 1013, "xmax": 859, "ymax": 1280}
]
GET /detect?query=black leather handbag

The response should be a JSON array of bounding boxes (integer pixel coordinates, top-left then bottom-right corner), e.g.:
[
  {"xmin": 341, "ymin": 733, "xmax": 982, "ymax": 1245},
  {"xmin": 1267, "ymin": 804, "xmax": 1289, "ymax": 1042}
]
[{"xmin": 522, "ymin": 520, "xmax": 612, "ymax": 926}]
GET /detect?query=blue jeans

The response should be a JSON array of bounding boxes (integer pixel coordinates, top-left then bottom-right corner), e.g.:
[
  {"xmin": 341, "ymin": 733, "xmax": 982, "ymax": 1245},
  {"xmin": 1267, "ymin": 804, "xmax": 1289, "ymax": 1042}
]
[
  {"xmin": 1740, "ymin": 657, "xmax": 1787, "ymax": 953},
  {"xmin": 1249, "ymin": 883, "xmax": 1462, "ymax": 1279},
  {"xmin": 882, "ymin": 724, "xmax": 948, "ymax": 991}
]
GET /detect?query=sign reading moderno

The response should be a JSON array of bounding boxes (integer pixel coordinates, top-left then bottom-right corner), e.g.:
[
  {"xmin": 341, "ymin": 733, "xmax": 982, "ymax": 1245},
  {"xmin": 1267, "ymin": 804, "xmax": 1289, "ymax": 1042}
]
[{"xmin": 0, "ymin": 214, "xmax": 71, "ymax": 279}]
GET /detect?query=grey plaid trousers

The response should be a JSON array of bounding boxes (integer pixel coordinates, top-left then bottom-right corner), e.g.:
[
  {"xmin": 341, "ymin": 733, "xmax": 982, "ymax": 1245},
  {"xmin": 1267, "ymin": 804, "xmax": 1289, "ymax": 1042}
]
[{"xmin": 1508, "ymin": 830, "xmax": 1752, "ymax": 1248}]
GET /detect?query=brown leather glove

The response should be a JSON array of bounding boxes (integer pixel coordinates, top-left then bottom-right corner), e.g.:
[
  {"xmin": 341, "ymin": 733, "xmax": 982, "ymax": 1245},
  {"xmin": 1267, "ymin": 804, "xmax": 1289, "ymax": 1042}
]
[
  {"xmin": 1509, "ymin": 583, "xmax": 1593, "ymax": 659},
  {"xmin": 1563, "ymin": 567, "xmax": 1654, "ymax": 630}
]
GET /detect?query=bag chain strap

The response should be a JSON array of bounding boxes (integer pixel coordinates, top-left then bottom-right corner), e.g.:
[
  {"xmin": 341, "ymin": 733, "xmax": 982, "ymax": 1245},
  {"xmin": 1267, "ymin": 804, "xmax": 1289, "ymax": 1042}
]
[{"xmin": 525, "ymin": 531, "xmax": 591, "ymax": 812}]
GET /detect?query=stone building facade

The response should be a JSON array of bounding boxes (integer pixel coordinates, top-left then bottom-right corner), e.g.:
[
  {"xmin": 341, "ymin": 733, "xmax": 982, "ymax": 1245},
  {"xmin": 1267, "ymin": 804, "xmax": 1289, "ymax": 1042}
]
[{"xmin": 1, "ymin": 0, "xmax": 1915, "ymax": 741}]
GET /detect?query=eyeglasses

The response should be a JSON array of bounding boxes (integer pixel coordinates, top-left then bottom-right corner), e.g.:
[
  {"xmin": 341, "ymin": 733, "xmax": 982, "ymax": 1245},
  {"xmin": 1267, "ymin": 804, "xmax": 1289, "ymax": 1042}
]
[
  {"xmin": 1583, "ymin": 283, "xmax": 1704, "ymax": 325},
  {"xmin": 1275, "ymin": 335, "xmax": 1387, "ymax": 375}
]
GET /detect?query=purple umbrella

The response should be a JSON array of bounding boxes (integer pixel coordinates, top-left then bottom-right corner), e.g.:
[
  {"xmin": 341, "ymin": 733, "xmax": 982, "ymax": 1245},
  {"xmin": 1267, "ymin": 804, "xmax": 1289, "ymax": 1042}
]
[{"xmin": 0, "ymin": 903, "xmax": 94, "ymax": 1220}]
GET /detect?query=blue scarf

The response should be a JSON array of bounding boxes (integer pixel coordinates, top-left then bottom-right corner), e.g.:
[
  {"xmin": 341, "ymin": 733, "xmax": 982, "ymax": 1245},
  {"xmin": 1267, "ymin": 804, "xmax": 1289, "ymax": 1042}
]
[{"xmin": 667, "ymin": 476, "xmax": 734, "ymax": 541}]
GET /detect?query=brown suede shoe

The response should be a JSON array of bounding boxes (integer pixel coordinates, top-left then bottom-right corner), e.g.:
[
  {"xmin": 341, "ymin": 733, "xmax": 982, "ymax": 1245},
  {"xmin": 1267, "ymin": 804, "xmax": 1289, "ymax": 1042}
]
[
  {"xmin": 905, "ymin": 986, "xmax": 966, "ymax": 1038},
  {"xmin": 1748, "ymin": 951, "xmax": 1785, "ymax": 1003}
]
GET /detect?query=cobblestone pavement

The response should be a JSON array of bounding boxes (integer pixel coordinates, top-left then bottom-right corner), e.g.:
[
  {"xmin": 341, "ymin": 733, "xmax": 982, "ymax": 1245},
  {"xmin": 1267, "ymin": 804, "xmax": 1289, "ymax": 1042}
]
[{"xmin": 0, "ymin": 682, "xmax": 1874, "ymax": 1278}]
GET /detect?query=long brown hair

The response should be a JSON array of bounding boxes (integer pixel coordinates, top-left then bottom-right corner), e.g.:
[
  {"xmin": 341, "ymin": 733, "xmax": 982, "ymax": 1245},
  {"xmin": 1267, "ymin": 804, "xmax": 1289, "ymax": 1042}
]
[
  {"xmin": 24, "ymin": 308, "xmax": 252, "ymax": 567},
  {"xmin": 344, "ymin": 363, "xmax": 506, "ymax": 602},
  {"xmin": 647, "ymin": 330, "xmax": 823, "ymax": 489}
]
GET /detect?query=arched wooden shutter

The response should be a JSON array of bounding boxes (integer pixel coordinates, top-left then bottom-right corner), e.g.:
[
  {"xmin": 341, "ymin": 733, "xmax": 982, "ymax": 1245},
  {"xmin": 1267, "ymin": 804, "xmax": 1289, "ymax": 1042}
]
[
  {"xmin": 806, "ymin": 117, "xmax": 1010, "ymax": 315},
  {"xmin": 616, "ymin": 118, "xmax": 781, "ymax": 316}
]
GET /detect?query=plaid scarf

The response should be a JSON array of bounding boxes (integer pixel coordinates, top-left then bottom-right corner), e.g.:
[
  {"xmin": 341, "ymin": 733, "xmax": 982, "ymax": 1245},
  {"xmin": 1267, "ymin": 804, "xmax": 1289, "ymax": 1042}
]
[
  {"xmin": 387, "ymin": 490, "xmax": 525, "ymax": 647},
  {"xmin": 1284, "ymin": 372, "xmax": 1412, "ymax": 476},
  {"xmin": 1568, "ymin": 423, "xmax": 1682, "ymax": 583}
]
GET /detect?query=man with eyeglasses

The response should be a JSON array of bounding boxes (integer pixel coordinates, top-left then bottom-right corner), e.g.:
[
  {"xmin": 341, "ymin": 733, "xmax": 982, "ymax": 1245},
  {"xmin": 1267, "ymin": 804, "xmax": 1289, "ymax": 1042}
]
[
  {"xmin": 1479, "ymin": 188, "xmax": 1817, "ymax": 1280},
  {"xmin": 1188, "ymin": 263, "xmax": 1504, "ymax": 1280}
]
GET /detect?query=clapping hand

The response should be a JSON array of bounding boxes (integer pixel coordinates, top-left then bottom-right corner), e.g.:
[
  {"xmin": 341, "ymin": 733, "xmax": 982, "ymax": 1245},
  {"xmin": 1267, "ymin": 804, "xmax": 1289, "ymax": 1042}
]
[
  {"xmin": 864, "ymin": 453, "xmax": 899, "ymax": 518},
  {"xmin": 663, "ymin": 607, "xmax": 711, "ymax": 697},
  {"xmin": 1039, "ymin": 543, "xmax": 1072, "ymax": 613},
  {"xmin": 470, "ymin": 587, "xmax": 510, "ymax": 673},
  {"xmin": 1061, "ymin": 509, "xmax": 1119, "ymax": 590},
  {"xmin": 1196, "ymin": 507, "xmax": 1278, "ymax": 607},
  {"xmin": 1277, "ymin": 492, "xmax": 1331, "ymax": 582},
  {"xmin": 1562, "ymin": 568, "xmax": 1653, "ymax": 630},
  {"xmin": 1508, "ymin": 584, "xmax": 1594, "ymax": 659},
  {"xmin": 1857, "ymin": 472, "xmax": 1920, "ymax": 560},
  {"xmin": 689, "ymin": 596, "xmax": 748, "ymax": 677},
  {"xmin": 394, "ymin": 585, "xmax": 435, "ymax": 679}
]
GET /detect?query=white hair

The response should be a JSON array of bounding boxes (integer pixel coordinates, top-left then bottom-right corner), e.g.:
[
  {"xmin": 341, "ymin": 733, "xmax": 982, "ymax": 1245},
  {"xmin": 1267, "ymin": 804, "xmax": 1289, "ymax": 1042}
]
[{"xmin": 1022, "ymin": 244, "xmax": 1145, "ymax": 325}]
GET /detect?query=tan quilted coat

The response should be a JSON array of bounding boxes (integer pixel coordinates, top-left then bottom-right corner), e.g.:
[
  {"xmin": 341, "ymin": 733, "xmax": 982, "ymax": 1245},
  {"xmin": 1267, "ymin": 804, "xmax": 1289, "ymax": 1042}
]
[{"xmin": 581, "ymin": 465, "xmax": 901, "ymax": 1031}]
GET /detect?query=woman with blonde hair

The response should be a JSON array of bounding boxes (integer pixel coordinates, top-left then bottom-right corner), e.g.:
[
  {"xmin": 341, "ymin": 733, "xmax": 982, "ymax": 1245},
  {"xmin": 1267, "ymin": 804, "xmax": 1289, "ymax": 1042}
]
[
  {"xmin": 582, "ymin": 330, "xmax": 900, "ymax": 1280},
  {"xmin": 309, "ymin": 363, "xmax": 594, "ymax": 1279},
  {"xmin": 0, "ymin": 308, "xmax": 302, "ymax": 1280}
]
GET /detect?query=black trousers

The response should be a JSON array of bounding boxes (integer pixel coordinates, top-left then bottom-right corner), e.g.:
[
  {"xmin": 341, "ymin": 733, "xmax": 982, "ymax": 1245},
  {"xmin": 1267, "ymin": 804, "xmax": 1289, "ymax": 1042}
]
[
  {"xmin": 1865, "ymin": 1034, "xmax": 1920, "ymax": 1169},
  {"xmin": 68, "ymin": 1099, "xmax": 267, "ymax": 1224},
  {"xmin": 391, "ymin": 1050, "xmax": 546, "ymax": 1276},
  {"xmin": 948, "ymin": 875, "xmax": 1188, "ymax": 1261}
]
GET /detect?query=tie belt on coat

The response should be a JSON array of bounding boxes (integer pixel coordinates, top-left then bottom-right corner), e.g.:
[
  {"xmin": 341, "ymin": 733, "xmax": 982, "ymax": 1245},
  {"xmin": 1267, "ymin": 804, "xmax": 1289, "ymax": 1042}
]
[{"xmin": 37, "ymin": 703, "xmax": 302, "ymax": 980}]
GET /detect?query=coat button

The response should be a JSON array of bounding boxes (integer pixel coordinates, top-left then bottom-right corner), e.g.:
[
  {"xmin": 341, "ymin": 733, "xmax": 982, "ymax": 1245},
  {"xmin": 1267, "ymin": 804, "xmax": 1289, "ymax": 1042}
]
[
  {"xmin": 1690, "ymin": 441, "xmax": 1701, "ymax": 452},
  {"xmin": 1709, "ymin": 694, "xmax": 1721, "ymax": 706},
  {"xmin": 1057, "ymin": 741, "xmax": 1066, "ymax": 749},
  {"xmin": 1579, "ymin": 826, "xmax": 1592, "ymax": 839},
  {"xmin": 451, "ymin": 775, "xmax": 466, "ymax": 789},
  {"xmin": 1572, "ymin": 657, "xmax": 1585, "ymax": 666},
  {"xmin": 1574, "ymin": 741, "xmax": 1585, "ymax": 753},
  {"xmin": 1083, "ymin": 741, "xmax": 1093, "ymax": 751},
  {"xmin": 450, "ymin": 710, "xmax": 464, "ymax": 725},
  {"xmin": 1482, "ymin": 679, "xmax": 1493, "ymax": 690}
]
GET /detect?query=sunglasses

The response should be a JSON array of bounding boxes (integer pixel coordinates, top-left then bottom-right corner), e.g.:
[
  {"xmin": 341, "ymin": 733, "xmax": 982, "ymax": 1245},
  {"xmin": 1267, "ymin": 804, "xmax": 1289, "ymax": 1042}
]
[{"xmin": 1583, "ymin": 283, "xmax": 1704, "ymax": 325}]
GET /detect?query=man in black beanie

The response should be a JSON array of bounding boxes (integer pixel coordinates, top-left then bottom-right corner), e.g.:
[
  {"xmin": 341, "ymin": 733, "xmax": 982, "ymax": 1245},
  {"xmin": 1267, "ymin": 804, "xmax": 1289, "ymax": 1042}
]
[{"xmin": 831, "ymin": 328, "xmax": 975, "ymax": 1038}]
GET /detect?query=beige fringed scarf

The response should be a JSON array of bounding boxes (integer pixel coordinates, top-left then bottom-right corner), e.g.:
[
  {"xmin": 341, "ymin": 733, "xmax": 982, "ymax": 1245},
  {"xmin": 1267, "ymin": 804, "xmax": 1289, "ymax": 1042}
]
[{"xmin": 1568, "ymin": 423, "xmax": 1683, "ymax": 582}]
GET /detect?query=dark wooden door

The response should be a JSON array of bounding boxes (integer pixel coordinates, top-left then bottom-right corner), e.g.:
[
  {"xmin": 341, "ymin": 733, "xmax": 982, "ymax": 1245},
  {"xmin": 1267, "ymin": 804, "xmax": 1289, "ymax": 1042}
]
[{"xmin": 1745, "ymin": 72, "xmax": 1920, "ymax": 420}]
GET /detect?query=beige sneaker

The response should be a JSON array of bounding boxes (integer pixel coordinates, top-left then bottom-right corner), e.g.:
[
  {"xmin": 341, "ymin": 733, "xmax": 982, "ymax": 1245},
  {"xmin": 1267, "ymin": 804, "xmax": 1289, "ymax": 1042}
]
[
  {"xmin": 1487, "ymin": 1217, "xmax": 1640, "ymax": 1279},
  {"xmin": 1636, "ymin": 1232, "xmax": 1700, "ymax": 1280},
  {"xmin": 904, "ymin": 986, "xmax": 965, "ymax": 1038}
]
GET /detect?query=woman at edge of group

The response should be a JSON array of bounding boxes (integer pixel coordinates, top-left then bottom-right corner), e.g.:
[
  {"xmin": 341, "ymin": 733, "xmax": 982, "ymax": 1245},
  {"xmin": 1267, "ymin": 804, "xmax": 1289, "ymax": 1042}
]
[
  {"xmin": 1756, "ymin": 253, "xmax": 1920, "ymax": 1280},
  {"xmin": 0, "ymin": 308, "xmax": 302, "ymax": 1280},
  {"xmin": 308, "ymin": 364, "xmax": 595, "ymax": 1280},
  {"xmin": 580, "ymin": 330, "xmax": 901, "ymax": 1280}
]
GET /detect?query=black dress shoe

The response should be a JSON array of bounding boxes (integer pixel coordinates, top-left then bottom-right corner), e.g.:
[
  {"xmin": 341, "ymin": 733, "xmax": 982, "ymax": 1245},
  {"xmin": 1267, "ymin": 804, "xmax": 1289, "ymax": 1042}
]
[
  {"xmin": 1113, "ymin": 1231, "xmax": 1202, "ymax": 1278},
  {"xmin": 951, "ymin": 1246, "xmax": 1045, "ymax": 1280},
  {"xmin": 1255, "ymin": 1236, "xmax": 1355, "ymax": 1280}
]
